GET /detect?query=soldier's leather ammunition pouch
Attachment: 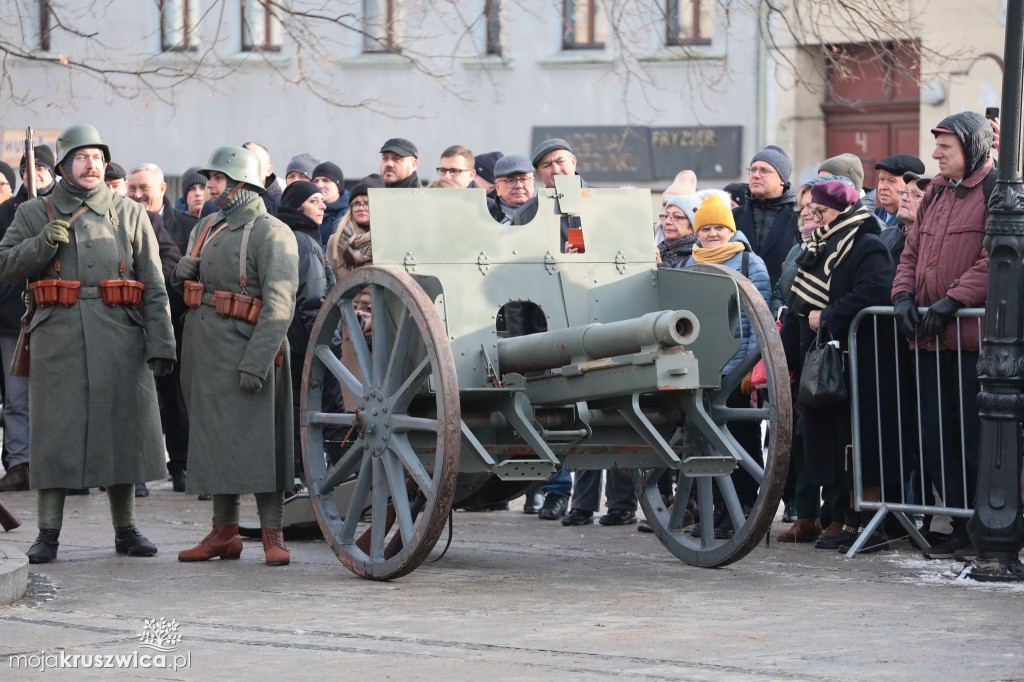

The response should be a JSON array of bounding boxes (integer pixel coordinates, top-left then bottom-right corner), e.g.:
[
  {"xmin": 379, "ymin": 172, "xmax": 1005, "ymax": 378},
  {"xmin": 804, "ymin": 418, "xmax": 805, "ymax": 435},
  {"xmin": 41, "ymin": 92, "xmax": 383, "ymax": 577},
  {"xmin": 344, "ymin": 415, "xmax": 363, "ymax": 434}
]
[
  {"xmin": 99, "ymin": 279, "xmax": 145, "ymax": 307},
  {"xmin": 191, "ymin": 288, "xmax": 263, "ymax": 324},
  {"xmin": 29, "ymin": 279, "xmax": 80, "ymax": 307},
  {"xmin": 183, "ymin": 280, "xmax": 204, "ymax": 308}
]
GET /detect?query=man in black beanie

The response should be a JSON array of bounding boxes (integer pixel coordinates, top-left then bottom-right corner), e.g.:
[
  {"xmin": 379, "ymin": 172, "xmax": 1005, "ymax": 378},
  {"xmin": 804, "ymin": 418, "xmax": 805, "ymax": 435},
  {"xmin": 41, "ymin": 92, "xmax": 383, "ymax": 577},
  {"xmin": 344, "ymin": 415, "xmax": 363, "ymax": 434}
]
[
  {"xmin": 104, "ymin": 161, "xmax": 127, "ymax": 196},
  {"xmin": 180, "ymin": 166, "xmax": 207, "ymax": 216},
  {"xmin": 379, "ymin": 138, "xmax": 422, "ymax": 188},
  {"xmin": 311, "ymin": 161, "xmax": 349, "ymax": 246}
]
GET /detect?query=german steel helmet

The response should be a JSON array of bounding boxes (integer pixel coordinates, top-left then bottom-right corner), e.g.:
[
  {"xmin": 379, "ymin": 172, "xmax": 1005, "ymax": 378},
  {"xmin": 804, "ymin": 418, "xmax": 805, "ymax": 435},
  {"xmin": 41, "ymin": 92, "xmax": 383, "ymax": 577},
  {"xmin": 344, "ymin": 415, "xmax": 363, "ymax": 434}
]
[
  {"xmin": 200, "ymin": 146, "xmax": 265, "ymax": 194},
  {"xmin": 54, "ymin": 124, "xmax": 111, "ymax": 174}
]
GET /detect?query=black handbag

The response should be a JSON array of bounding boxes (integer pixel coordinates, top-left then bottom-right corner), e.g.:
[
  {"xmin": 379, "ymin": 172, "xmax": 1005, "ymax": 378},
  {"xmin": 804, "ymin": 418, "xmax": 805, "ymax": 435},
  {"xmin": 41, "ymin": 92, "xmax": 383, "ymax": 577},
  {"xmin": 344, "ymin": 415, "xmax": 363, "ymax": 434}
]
[{"xmin": 797, "ymin": 324, "xmax": 848, "ymax": 408}]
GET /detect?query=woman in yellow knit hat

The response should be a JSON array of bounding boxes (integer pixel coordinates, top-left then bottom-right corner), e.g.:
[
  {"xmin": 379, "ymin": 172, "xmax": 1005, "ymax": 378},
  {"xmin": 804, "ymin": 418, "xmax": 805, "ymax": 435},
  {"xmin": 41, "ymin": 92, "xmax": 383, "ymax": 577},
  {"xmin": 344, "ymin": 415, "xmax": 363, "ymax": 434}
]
[{"xmin": 683, "ymin": 192, "xmax": 771, "ymax": 538}]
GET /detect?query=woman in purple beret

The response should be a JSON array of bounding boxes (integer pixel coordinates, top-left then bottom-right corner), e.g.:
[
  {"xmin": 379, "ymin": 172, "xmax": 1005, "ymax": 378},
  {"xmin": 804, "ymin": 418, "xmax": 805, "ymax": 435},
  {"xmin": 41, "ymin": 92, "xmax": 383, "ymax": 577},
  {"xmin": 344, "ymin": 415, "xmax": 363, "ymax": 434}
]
[{"xmin": 780, "ymin": 179, "xmax": 902, "ymax": 554}]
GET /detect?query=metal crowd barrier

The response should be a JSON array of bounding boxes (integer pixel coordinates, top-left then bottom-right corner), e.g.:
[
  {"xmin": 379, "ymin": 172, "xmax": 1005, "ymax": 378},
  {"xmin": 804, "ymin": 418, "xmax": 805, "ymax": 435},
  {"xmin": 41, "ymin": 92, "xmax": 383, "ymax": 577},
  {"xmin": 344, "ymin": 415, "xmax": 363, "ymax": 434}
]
[{"xmin": 845, "ymin": 306, "xmax": 984, "ymax": 557}]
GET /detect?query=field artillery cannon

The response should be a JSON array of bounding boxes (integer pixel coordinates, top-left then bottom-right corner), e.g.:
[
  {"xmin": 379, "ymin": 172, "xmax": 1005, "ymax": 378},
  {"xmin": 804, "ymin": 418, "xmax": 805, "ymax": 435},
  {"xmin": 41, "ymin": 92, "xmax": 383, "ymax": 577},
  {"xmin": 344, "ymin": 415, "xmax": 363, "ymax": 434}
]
[{"xmin": 301, "ymin": 175, "xmax": 791, "ymax": 580}]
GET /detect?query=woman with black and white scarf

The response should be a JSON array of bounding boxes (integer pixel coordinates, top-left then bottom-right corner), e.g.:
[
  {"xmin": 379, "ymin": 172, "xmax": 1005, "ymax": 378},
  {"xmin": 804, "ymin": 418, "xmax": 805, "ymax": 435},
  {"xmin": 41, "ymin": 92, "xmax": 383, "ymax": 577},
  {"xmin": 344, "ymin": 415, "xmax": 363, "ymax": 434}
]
[{"xmin": 781, "ymin": 179, "xmax": 900, "ymax": 554}]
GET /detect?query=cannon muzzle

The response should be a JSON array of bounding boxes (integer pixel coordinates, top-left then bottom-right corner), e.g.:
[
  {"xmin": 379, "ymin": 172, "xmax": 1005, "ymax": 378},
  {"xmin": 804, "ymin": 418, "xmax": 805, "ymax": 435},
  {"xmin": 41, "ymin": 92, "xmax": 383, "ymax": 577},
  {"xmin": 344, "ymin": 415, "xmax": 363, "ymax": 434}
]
[{"xmin": 497, "ymin": 309, "xmax": 699, "ymax": 375}]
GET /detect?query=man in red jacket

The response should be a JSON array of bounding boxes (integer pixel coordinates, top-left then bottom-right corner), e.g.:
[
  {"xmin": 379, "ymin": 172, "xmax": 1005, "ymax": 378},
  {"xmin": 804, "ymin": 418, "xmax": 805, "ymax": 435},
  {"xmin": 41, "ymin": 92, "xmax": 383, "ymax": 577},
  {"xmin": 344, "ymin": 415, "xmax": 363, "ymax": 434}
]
[{"xmin": 891, "ymin": 111, "xmax": 995, "ymax": 560}]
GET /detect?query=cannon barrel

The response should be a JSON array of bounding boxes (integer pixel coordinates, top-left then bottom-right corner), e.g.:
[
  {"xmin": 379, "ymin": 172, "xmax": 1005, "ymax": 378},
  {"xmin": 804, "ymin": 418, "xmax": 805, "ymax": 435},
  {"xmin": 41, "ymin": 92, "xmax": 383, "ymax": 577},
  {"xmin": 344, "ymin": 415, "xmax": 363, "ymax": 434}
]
[{"xmin": 497, "ymin": 309, "xmax": 699, "ymax": 375}]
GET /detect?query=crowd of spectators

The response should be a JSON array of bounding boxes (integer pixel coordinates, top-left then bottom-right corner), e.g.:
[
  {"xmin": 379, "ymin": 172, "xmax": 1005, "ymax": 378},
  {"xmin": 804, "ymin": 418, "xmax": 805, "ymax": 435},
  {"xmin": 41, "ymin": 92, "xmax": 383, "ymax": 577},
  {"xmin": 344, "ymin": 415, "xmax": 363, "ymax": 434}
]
[{"xmin": 0, "ymin": 111, "xmax": 1001, "ymax": 564}]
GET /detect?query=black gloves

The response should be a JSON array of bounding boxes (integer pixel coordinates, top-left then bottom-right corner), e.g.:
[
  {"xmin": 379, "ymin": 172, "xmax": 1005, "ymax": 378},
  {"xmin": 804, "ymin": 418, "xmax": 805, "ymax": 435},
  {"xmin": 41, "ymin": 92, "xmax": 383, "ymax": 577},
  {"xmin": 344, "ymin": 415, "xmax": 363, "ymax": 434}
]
[
  {"xmin": 892, "ymin": 293, "xmax": 920, "ymax": 340},
  {"xmin": 919, "ymin": 296, "xmax": 964, "ymax": 339},
  {"xmin": 240, "ymin": 371, "xmax": 263, "ymax": 392}
]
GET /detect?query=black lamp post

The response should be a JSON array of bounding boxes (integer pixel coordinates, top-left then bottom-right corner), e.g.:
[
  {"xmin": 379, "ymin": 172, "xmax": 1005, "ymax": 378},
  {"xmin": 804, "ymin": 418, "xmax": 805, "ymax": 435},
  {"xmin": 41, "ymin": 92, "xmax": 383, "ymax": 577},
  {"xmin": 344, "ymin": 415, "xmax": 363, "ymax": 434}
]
[{"xmin": 967, "ymin": 0, "xmax": 1024, "ymax": 582}]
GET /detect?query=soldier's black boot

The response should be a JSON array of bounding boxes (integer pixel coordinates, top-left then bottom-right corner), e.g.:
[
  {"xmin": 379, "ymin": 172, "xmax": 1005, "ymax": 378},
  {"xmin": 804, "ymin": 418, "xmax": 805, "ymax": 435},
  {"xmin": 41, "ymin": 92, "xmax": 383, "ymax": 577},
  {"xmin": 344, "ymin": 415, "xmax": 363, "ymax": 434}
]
[
  {"xmin": 114, "ymin": 526, "xmax": 158, "ymax": 557},
  {"xmin": 26, "ymin": 529, "xmax": 60, "ymax": 564}
]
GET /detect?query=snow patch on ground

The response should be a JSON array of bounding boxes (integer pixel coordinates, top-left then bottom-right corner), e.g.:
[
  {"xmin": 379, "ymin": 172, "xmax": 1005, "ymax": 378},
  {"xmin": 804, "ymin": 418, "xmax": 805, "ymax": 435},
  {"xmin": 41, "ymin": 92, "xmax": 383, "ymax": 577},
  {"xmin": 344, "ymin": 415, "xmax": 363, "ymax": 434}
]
[{"xmin": 887, "ymin": 556, "xmax": 1024, "ymax": 591}]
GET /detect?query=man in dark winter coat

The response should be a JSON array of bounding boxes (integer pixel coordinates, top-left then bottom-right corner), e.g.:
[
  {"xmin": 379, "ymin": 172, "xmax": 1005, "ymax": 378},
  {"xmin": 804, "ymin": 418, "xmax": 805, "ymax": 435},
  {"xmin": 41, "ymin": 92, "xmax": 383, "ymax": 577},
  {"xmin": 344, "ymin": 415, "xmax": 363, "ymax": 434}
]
[
  {"xmin": 892, "ymin": 111, "xmax": 995, "ymax": 561},
  {"xmin": 380, "ymin": 138, "xmax": 422, "ymax": 188},
  {"xmin": 128, "ymin": 163, "xmax": 195, "ymax": 493},
  {"xmin": 0, "ymin": 145, "xmax": 56, "ymax": 492},
  {"xmin": 311, "ymin": 161, "xmax": 349, "ymax": 247},
  {"xmin": 733, "ymin": 144, "xmax": 798, "ymax": 287}
]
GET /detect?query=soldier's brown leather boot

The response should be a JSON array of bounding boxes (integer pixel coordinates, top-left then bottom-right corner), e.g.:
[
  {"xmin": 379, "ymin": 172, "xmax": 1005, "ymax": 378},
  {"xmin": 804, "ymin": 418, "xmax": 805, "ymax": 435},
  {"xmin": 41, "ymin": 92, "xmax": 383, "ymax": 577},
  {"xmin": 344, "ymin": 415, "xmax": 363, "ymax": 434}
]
[
  {"xmin": 178, "ymin": 524, "xmax": 243, "ymax": 561},
  {"xmin": 261, "ymin": 528, "xmax": 290, "ymax": 566}
]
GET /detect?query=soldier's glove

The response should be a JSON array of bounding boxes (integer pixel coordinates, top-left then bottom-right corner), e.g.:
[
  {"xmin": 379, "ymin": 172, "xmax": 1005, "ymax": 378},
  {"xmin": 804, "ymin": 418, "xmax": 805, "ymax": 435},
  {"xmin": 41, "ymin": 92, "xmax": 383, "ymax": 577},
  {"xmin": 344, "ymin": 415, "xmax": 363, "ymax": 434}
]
[
  {"xmin": 174, "ymin": 256, "xmax": 201, "ymax": 282},
  {"xmin": 240, "ymin": 371, "xmax": 263, "ymax": 392},
  {"xmin": 148, "ymin": 358, "xmax": 174, "ymax": 377},
  {"xmin": 919, "ymin": 296, "xmax": 964, "ymax": 339},
  {"xmin": 42, "ymin": 220, "xmax": 70, "ymax": 246},
  {"xmin": 892, "ymin": 293, "xmax": 921, "ymax": 340}
]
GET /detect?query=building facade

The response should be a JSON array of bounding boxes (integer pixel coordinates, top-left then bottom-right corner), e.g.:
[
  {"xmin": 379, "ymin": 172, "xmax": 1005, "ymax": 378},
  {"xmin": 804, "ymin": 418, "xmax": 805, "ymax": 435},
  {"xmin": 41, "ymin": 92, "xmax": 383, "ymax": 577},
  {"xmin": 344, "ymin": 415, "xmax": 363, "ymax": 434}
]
[{"xmin": 0, "ymin": 1, "xmax": 1007, "ymax": 192}]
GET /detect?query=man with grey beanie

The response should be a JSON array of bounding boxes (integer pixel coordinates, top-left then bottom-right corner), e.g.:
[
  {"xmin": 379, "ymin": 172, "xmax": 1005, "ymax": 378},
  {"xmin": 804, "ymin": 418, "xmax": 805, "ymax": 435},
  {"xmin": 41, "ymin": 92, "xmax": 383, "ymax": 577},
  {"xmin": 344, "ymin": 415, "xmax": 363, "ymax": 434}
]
[
  {"xmin": 818, "ymin": 153, "xmax": 878, "ymax": 215},
  {"xmin": 285, "ymin": 153, "xmax": 319, "ymax": 185},
  {"xmin": 732, "ymin": 144, "xmax": 798, "ymax": 287}
]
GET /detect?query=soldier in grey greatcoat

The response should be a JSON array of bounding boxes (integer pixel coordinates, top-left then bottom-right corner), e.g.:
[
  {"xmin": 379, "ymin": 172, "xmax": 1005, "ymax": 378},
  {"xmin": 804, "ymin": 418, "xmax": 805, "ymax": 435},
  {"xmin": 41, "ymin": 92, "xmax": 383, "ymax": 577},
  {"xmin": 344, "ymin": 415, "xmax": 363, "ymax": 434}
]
[
  {"xmin": 172, "ymin": 146, "xmax": 298, "ymax": 567},
  {"xmin": 0, "ymin": 124, "xmax": 176, "ymax": 564}
]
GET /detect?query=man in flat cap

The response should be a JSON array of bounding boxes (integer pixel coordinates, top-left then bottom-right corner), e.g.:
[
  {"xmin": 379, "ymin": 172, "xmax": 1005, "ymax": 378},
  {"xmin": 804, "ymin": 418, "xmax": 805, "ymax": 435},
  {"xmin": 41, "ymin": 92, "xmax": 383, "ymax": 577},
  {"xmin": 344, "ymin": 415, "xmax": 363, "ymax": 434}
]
[
  {"xmin": 379, "ymin": 138, "xmax": 422, "ymax": 188},
  {"xmin": 488, "ymin": 154, "xmax": 536, "ymax": 224},
  {"xmin": 874, "ymin": 153, "xmax": 925, "ymax": 228},
  {"xmin": 511, "ymin": 138, "xmax": 592, "ymax": 247}
]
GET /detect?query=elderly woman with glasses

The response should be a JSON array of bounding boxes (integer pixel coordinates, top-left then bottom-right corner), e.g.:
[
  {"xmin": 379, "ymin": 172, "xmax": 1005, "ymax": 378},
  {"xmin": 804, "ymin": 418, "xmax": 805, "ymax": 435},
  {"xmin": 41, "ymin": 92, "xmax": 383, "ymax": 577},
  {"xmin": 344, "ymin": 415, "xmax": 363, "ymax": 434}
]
[
  {"xmin": 781, "ymin": 179, "xmax": 901, "ymax": 554},
  {"xmin": 655, "ymin": 194, "xmax": 699, "ymax": 268}
]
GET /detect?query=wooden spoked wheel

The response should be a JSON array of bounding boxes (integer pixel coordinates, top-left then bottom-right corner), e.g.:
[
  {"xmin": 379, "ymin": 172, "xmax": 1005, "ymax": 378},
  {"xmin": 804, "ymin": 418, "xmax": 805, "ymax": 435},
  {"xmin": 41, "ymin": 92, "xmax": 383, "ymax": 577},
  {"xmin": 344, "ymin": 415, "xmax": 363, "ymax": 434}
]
[
  {"xmin": 301, "ymin": 266, "xmax": 460, "ymax": 580},
  {"xmin": 634, "ymin": 264, "xmax": 792, "ymax": 567}
]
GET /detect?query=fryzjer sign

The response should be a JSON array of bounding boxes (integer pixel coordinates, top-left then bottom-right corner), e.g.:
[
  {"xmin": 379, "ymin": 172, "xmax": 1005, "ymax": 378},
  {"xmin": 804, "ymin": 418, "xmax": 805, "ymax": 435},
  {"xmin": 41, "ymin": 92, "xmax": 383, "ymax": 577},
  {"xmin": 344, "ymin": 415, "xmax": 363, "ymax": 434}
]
[{"xmin": 531, "ymin": 125, "xmax": 742, "ymax": 183}]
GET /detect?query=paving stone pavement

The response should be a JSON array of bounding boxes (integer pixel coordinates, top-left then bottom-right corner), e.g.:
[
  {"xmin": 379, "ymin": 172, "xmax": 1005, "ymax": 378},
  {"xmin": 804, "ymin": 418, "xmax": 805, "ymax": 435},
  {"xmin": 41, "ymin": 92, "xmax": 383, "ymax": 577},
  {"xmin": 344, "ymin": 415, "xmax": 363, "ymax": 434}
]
[{"xmin": 0, "ymin": 481, "xmax": 1022, "ymax": 680}]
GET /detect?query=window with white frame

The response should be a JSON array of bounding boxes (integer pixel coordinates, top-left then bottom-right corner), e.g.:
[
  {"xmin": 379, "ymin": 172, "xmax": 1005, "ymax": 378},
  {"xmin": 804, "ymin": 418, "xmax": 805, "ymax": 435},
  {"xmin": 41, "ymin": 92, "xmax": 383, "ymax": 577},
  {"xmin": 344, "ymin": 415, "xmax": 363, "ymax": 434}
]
[
  {"xmin": 666, "ymin": 0, "xmax": 713, "ymax": 46},
  {"xmin": 363, "ymin": 0, "xmax": 401, "ymax": 53},
  {"xmin": 241, "ymin": 0, "xmax": 282, "ymax": 52},
  {"xmin": 159, "ymin": 0, "xmax": 199, "ymax": 52},
  {"xmin": 563, "ymin": 0, "xmax": 606, "ymax": 49}
]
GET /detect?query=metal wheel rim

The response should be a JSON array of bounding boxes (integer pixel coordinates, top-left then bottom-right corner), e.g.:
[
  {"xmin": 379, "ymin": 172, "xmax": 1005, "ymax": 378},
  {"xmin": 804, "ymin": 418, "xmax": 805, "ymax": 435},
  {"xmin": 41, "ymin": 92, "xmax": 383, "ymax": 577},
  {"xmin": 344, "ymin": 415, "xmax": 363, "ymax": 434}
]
[
  {"xmin": 635, "ymin": 263, "xmax": 792, "ymax": 567},
  {"xmin": 301, "ymin": 265, "xmax": 460, "ymax": 580}
]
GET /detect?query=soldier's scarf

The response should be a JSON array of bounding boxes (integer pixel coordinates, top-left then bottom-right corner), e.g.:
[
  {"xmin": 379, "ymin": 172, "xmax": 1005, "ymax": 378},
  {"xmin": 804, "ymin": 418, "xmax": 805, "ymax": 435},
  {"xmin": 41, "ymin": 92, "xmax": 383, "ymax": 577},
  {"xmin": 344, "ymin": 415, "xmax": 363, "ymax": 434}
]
[
  {"xmin": 788, "ymin": 204, "xmax": 870, "ymax": 316},
  {"xmin": 217, "ymin": 178, "xmax": 260, "ymax": 215},
  {"xmin": 59, "ymin": 156, "xmax": 102, "ymax": 201}
]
